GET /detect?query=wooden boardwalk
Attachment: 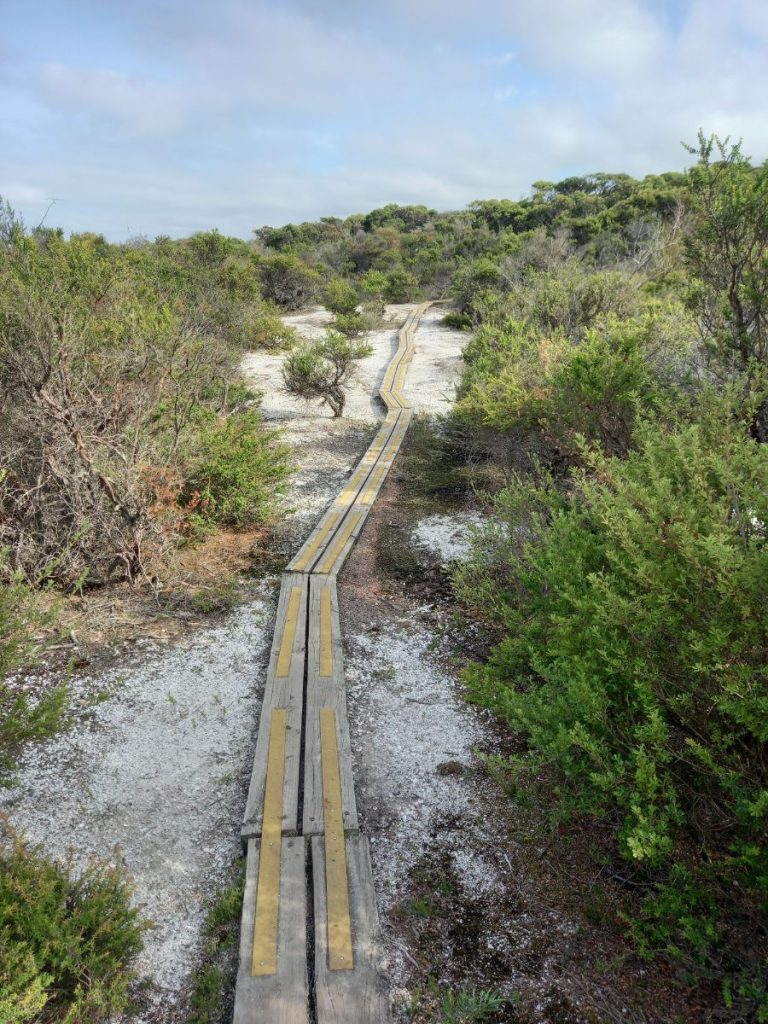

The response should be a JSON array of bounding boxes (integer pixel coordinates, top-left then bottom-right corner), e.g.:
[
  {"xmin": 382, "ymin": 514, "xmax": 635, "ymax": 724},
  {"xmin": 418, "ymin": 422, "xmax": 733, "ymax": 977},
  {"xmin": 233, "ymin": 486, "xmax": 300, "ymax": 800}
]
[{"xmin": 233, "ymin": 304, "xmax": 432, "ymax": 1023}]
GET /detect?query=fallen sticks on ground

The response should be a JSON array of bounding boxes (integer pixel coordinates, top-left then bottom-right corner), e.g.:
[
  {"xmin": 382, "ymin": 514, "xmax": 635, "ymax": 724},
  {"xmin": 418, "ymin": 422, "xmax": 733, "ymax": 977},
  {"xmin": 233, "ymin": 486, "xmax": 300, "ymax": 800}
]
[{"xmin": 233, "ymin": 304, "xmax": 432, "ymax": 1024}]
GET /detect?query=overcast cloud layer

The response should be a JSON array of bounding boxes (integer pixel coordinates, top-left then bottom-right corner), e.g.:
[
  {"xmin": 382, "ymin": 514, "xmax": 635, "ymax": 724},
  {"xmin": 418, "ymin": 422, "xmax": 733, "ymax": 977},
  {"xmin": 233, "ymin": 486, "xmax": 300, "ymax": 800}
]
[{"xmin": 2, "ymin": 0, "xmax": 767, "ymax": 239}]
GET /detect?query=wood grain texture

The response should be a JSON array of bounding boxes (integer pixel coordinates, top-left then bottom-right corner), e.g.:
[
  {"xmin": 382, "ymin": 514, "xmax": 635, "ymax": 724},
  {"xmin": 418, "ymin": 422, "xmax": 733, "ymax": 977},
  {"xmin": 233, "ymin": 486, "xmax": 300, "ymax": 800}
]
[
  {"xmin": 233, "ymin": 837, "xmax": 309, "ymax": 1024},
  {"xmin": 241, "ymin": 574, "xmax": 308, "ymax": 841},
  {"xmin": 303, "ymin": 576, "xmax": 358, "ymax": 836},
  {"xmin": 312, "ymin": 836, "xmax": 391, "ymax": 1024}
]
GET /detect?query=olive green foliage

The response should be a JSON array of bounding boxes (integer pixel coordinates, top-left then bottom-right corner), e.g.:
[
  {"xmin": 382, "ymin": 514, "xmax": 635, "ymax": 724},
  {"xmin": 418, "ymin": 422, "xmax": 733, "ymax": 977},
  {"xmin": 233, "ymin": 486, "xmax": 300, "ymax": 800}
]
[
  {"xmin": 0, "ymin": 548, "xmax": 68, "ymax": 782},
  {"xmin": 257, "ymin": 252, "xmax": 320, "ymax": 309},
  {"xmin": 445, "ymin": 136, "xmax": 768, "ymax": 1015},
  {"xmin": 456, "ymin": 300, "xmax": 696, "ymax": 459},
  {"xmin": 183, "ymin": 410, "xmax": 292, "ymax": 528},
  {"xmin": 0, "ymin": 825, "xmax": 145, "ymax": 1023},
  {"xmin": 0, "ymin": 205, "xmax": 291, "ymax": 588},
  {"xmin": 684, "ymin": 132, "xmax": 768, "ymax": 369},
  {"xmin": 236, "ymin": 307, "xmax": 298, "ymax": 349},
  {"xmin": 281, "ymin": 331, "xmax": 373, "ymax": 417},
  {"xmin": 323, "ymin": 277, "xmax": 359, "ymax": 315},
  {"xmin": 456, "ymin": 398, "xmax": 768, "ymax": 1000}
]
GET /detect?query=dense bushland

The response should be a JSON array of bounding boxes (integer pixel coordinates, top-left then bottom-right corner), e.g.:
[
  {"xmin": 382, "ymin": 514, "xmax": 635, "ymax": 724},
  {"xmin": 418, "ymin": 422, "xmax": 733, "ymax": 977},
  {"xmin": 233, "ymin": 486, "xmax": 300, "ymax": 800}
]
[
  {"xmin": 450, "ymin": 135, "xmax": 768, "ymax": 1017},
  {"xmin": 0, "ymin": 208, "xmax": 292, "ymax": 590}
]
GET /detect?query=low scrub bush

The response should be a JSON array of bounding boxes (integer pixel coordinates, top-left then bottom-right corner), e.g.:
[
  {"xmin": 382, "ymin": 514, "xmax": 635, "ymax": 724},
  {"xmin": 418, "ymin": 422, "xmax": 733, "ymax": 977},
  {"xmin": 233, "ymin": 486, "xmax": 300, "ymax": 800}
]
[
  {"xmin": 282, "ymin": 331, "xmax": 373, "ymax": 417},
  {"xmin": 456, "ymin": 396, "xmax": 768, "ymax": 1007},
  {"xmin": 0, "ymin": 825, "xmax": 146, "ymax": 1023},
  {"xmin": 183, "ymin": 410, "xmax": 291, "ymax": 529}
]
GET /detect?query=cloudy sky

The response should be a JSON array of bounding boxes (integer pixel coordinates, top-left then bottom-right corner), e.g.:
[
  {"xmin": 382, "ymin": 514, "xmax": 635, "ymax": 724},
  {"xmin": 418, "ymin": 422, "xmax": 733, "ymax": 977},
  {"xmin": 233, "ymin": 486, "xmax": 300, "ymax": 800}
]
[{"xmin": 1, "ymin": 0, "xmax": 767, "ymax": 239}]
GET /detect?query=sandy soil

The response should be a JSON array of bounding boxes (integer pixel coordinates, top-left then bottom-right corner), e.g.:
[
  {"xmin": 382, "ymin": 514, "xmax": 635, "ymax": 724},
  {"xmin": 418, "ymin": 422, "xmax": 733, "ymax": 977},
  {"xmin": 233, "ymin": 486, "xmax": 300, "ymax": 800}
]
[
  {"xmin": 241, "ymin": 303, "xmax": 464, "ymax": 424},
  {"xmin": 0, "ymin": 589, "xmax": 274, "ymax": 1013}
]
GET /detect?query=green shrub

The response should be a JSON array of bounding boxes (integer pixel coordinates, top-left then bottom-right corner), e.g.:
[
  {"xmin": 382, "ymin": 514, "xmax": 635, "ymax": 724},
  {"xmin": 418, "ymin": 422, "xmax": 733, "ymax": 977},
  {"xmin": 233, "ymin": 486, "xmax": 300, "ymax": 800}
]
[
  {"xmin": 323, "ymin": 277, "xmax": 359, "ymax": 315},
  {"xmin": 0, "ymin": 826, "xmax": 146, "ymax": 1023},
  {"xmin": 282, "ymin": 331, "xmax": 373, "ymax": 417},
  {"xmin": 455, "ymin": 303, "xmax": 695, "ymax": 459},
  {"xmin": 184, "ymin": 410, "xmax": 291, "ymax": 528},
  {"xmin": 440, "ymin": 986, "xmax": 506, "ymax": 1023},
  {"xmin": 331, "ymin": 310, "xmax": 367, "ymax": 337},
  {"xmin": 0, "ymin": 553, "xmax": 67, "ymax": 782},
  {"xmin": 457, "ymin": 397, "xmax": 768, "ymax": 1001},
  {"xmin": 239, "ymin": 308, "xmax": 298, "ymax": 349}
]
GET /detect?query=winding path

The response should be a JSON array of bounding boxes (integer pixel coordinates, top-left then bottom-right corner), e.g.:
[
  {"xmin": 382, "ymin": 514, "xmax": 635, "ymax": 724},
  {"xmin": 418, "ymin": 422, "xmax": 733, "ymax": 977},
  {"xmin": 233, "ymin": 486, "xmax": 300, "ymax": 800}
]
[{"xmin": 233, "ymin": 303, "xmax": 433, "ymax": 1023}]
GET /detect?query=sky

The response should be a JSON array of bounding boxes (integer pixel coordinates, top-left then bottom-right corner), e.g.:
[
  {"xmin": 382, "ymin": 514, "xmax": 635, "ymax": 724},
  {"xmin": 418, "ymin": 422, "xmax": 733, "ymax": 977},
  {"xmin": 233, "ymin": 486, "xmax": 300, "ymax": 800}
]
[{"xmin": 1, "ymin": 0, "xmax": 767, "ymax": 240}]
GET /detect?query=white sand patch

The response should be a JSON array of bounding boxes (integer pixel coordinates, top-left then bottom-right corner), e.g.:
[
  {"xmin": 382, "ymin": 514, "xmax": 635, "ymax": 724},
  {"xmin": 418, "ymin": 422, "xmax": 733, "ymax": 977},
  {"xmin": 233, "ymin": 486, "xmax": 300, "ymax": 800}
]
[
  {"xmin": 240, "ymin": 303, "xmax": 465, "ymax": 424},
  {"xmin": 411, "ymin": 512, "xmax": 486, "ymax": 564},
  {"xmin": 402, "ymin": 306, "xmax": 466, "ymax": 415},
  {"xmin": 0, "ymin": 589, "xmax": 275, "ymax": 1006},
  {"xmin": 345, "ymin": 618, "xmax": 482, "ymax": 909}
]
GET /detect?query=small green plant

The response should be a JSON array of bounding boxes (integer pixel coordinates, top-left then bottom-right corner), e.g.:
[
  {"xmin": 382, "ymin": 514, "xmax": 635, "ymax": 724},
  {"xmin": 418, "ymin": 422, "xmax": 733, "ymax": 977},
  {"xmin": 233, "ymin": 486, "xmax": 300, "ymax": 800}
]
[
  {"xmin": 440, "ymin": 986, "xmax": 506, "ymax": 1023},
  {"xmin": 188, "ymin": 859, "xmax": 245, "ymax": 1024},
  {"xmin": 0, "ymin": 824, "xmax": 146, "ymax": 1023},
  {"xmin": 0, "ymin": 553, "xmax": 68, "ymax": 783},
  {"xmin": 281, "ymin": 330, "xmax": 373, "ymax": 417}
]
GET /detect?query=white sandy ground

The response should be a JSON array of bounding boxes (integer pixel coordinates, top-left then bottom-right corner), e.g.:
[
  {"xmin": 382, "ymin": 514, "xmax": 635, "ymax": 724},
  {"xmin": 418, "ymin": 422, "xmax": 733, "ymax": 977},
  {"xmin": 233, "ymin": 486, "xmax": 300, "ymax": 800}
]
[
  {"xmin": 410, "ymin": 512, "xmax": 487, "ymax": 564},
  {"xmin": 0, "ymin": 304, "xmax": 470, "ymax": 1018},
  {"xmin": 241, "ymin": 303, "xmax": 464, "ymax": 424},
  {"xmin": 0, "ymin": 593, "xmax": 274, "ymax": 1008}
]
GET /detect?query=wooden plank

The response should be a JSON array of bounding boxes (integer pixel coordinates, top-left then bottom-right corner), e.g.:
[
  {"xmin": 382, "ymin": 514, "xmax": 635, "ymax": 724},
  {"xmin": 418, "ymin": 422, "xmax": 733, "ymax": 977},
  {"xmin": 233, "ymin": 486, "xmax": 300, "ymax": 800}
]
[
  {"xmin": 304, "ymin": 576, "xmax": 358, "ymax": 836},
  {"xmin": 252, "ymin": 708, "xmax": 287, "ymax": 975},
  {"xmin": 233, "ymin": 837, "xmax": 309, "ymax": 1024},
  {"xmin": 312, "ymin": 836, "xmax": 391, "ymax": 1024},
  {"xmin": 315, "ymin": 509, "xmax": 364, "ymax": 575},
  {"xmin": 242, "ymin": 573, "xmax": 308, "ymax": 841},
  {"xmin": 320, "ymin": 707, "xmax": 354, "ymax": 970}
]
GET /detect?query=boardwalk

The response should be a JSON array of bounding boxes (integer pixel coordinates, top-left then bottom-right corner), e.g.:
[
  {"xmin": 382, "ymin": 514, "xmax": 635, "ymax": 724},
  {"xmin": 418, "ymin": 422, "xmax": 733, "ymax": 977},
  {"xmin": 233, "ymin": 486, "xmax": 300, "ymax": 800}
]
[{"xmin": 233, "ymin": 303, "xmax": 432, "ymax": 1023}]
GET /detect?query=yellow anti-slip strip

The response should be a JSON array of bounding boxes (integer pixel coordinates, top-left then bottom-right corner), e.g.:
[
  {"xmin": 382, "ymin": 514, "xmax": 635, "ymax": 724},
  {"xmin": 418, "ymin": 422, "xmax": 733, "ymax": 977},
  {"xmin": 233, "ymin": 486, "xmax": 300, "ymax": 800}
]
[
  {"xmin": 360, "ymin": 464, "xmax": 386, "ymax": 504},
  {"xmin": 275, "ymin": 587, "xmax": 302, "ymax": 677},
  {"xmin": 251, "ymin": 708, "xmax": 287, "ymax": 976},
  {"xmin": 292, "ymin": 511, "xmax": 341, "ymax": 571},
  {"xmin": 319, "ymin": 586, "xmax": 333, "ymax": 677},
  {"xmin": 320, "ymin": 707, "xmax": 353, "ymax": 970},
  {"xmin": 316, "ymin": 510, "xmax": 363, "ymax": 575}
]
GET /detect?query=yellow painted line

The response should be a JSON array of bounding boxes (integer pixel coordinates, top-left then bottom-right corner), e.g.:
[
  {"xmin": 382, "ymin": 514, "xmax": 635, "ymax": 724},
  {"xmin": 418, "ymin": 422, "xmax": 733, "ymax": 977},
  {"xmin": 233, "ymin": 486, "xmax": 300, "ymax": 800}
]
[
  {"xmin": 276, "ymin": 586, "xmax": 302, "ymax": 677},
  {"xmin": 360, "ymin": 463, "xmax": 386, "ymax": 504},
  {"xmin": 319, "ymin": 586, "xmax": 333, "ymax": 677},
  {"xmin": 252, "ymin": 708, "xmax": 287, "ymax": 976},
  {"xmin": 337, "ymin": 465, "xmax": 369, "ymax": 506},
  {"xmin": 292, "ymin": 511, "xmax": 341, "ymax": 571},
  {"xmin": 316, "ymin": 509, "xmax": 363, "ymax": 575},
  {"xmin": 320, "ymin": 707, "xmax": 353, "ymax": 970}
]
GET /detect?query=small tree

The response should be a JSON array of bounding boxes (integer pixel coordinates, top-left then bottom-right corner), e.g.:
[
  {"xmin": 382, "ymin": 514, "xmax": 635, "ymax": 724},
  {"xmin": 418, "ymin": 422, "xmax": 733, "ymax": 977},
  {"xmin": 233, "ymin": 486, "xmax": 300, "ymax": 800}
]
[
  {"xmin": 684, "ymin": 132, "xmax": 768, "ymax": 369},
  {"xmin": 281, "ymin": 331, "xmax": 372, "ymax": 417}
]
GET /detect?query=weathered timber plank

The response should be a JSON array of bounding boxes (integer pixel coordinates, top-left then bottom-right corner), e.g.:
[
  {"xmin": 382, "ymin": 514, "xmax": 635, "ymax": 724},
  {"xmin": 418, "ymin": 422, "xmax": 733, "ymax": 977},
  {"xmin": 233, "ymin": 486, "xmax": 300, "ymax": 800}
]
[
  {"xmin": 242, "ymin": 573, "xmax": 308, "ymax": 841},
  {"xmin": 233, "ymin": 837, "xmax": 309, "ymax": 1024},
  {"xmin": 287, "ymin": 414, "xmax": 399, "ymax": 573},
  {"xmin": 311, "ymin": 835, "xmax": 391, "ymax": 1024},
  {"xmin": 304, "ymin": 575, "xmax": 358, "ymax": 836}
]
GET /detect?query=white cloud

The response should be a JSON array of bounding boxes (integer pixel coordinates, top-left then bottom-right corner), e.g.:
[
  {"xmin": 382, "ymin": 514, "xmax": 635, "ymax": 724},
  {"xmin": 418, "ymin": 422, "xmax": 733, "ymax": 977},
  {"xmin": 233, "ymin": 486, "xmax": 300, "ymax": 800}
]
[{"xmin": 2, "ymin": 0, "xmax": 768, "ymax": 238}]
